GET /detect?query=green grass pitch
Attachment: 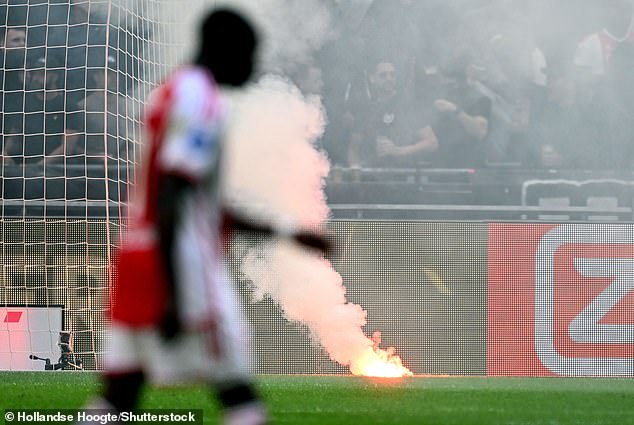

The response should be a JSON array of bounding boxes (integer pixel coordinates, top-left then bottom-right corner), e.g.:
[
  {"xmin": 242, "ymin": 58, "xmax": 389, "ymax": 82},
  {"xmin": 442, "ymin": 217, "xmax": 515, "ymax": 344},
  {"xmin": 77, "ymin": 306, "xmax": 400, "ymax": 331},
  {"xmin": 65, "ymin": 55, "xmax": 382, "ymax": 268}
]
[{"xmin": 1, "ymin": 372, "xmax": 634, "ymax": 424}]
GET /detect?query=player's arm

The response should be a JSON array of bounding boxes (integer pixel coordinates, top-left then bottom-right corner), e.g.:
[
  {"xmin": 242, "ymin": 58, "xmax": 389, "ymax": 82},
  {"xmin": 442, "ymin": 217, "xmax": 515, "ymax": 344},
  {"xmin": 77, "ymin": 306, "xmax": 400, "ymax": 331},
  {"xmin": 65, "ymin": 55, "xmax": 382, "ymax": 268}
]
[
  {"xmin": 224, "ymin": 210, "xmax": 331, "ymax": 253},
  {"xmin": 156, "ymin": 172, "xmax": 192, "ymax": 340},
  {"xmin": 153, "ymin": 73, "xmax": 223, "ymax": 340}
]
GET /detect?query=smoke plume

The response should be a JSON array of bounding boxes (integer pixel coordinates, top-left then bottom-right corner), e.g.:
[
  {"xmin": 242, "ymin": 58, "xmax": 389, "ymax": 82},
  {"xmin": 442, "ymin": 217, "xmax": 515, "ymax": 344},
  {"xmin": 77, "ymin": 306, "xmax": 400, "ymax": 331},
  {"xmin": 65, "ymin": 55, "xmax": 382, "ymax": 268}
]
[
  {"xmin": 223, "ymin": 76, "xmax": 410, "ymax": 376},
  {"xmin": 223, "ymin": 76, "xmax": 330, "ymax": 226}
]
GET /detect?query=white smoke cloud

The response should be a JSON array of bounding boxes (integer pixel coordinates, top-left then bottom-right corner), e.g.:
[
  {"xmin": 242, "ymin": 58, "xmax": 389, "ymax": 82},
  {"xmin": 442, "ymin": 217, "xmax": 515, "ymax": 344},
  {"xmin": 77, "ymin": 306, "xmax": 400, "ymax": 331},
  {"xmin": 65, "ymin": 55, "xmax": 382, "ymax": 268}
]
[
  {"xmin": 224, "ymin": 75, "xmax": 358, "ymax": 367},
  {"xmin": 223, "ymin": 76, "xmax": 410, "ymax": 376},
  {"xmin": 223, "ymin": 76, "xmax": 330, "ymax": 227}
]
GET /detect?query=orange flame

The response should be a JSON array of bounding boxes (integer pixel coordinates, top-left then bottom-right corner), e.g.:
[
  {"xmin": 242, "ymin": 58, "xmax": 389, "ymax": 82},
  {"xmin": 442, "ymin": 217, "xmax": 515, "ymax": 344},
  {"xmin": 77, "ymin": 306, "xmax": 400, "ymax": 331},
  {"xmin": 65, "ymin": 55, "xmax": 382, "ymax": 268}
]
[{"xmin": 350, "ymin": 331, "xmax": 413, "ymax": 378}]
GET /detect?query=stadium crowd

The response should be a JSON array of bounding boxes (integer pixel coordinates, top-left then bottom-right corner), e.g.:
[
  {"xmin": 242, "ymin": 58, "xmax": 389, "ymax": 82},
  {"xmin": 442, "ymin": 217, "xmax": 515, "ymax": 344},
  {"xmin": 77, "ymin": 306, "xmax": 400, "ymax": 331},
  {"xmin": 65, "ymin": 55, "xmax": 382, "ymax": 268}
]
[
  {"xmin": 0, "ymin": 0, "xmax": 132, "ymax": 181},
  {"xmin": 1, "ymin": 0, "xmax": 634, "ymax": 182},
  {"xmin": 312, "ymin": 0, "xmax": 634, "ymax": 170}
]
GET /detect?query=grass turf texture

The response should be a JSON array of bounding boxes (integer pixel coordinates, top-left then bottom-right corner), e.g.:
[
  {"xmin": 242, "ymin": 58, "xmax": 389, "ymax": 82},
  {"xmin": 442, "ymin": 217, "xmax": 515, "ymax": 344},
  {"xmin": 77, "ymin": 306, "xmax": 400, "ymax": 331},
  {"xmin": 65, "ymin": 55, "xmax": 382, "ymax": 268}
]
[{"xmin": 1, "ymin": 373, "xmax": 634, "ymax": 424}]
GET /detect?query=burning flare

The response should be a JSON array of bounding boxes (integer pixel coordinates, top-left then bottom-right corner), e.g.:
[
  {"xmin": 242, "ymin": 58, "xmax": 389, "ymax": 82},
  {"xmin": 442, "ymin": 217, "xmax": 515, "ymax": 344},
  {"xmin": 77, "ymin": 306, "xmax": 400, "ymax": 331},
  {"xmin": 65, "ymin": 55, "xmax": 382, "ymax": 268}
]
[{"xmin": 350, "ymin": 331, "xmax": 413, "ymax": 378}]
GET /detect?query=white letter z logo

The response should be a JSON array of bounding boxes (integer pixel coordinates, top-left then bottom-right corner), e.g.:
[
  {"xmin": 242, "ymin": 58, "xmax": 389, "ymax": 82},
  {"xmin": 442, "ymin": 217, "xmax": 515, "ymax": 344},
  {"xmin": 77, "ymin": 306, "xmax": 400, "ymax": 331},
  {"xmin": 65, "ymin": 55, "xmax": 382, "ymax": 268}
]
[
  {"xmin": 535, "ymin": 224, "xmax": 634, "ymax": 376},
  {"xmin": 569, "ymin": 259, "xmax": 634, "ymax": 344}
]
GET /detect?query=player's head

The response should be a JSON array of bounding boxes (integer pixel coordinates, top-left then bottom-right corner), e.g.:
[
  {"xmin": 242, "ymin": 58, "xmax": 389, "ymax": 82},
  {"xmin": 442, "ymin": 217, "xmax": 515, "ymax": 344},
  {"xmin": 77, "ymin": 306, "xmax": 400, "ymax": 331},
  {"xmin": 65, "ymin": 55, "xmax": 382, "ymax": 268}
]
[{"xmin": 196, "ymin": 8, "xmax": 258, "ymax": 87}]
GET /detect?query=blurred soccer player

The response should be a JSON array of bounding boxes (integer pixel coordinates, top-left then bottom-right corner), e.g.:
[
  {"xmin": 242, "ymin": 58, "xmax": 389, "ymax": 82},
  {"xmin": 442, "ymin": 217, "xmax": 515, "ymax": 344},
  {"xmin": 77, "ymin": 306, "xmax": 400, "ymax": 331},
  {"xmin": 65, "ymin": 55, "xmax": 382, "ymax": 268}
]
[{"xmin": 83, "ymin": 8, "xmax": 328, "ymax": 425}]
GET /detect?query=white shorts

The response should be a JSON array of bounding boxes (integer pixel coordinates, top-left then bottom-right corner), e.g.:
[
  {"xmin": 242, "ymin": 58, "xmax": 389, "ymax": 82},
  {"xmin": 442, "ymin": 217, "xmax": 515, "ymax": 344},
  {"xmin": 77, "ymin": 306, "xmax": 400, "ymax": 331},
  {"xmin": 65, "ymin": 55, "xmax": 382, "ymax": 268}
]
[{"xmin": 107, "ymin": 320, "xmax": 253, "ymax": 385}]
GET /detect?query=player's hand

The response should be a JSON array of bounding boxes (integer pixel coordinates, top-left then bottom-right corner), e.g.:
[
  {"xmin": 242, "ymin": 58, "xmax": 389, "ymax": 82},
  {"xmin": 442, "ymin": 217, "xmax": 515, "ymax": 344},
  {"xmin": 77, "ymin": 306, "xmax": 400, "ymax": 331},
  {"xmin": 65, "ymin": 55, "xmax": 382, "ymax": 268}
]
[
  {"xmin": 292, "ymin": 230, "xmax": 332, "ymax": 254},
  {"xmin": 158, "ymin": 302, "xmax": 183, "ymax": 342}
]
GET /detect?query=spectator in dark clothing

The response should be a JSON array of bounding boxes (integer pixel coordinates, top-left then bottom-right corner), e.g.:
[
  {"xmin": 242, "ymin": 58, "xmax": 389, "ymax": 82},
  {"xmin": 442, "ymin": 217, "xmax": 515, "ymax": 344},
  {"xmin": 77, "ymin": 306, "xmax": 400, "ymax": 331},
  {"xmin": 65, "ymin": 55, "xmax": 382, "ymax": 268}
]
[
  {"xmin": 2, "ymin": 117, "xmax": 24, "ymax": 168},
  {"xmin": 22, "ymin": 52, "xmax": 83, "ymax": 167},
  {"xmin": 422, "ymin": 54, "xmax": 492, "ymax": 168},
  {"xmin": 1, "ymin": 26, "xmax": 25, "ymax": 168},
  {"xmin": 1, "ymin": 26, "xmax": 26, "ymax": 50},
  {"xmin": 1, "ymin": 26, "xmax": 26, "ymax": 91},
  {"xmin": 1, "ymin": 26, "xmax": 27, "ymax": 119},
  {"xmin": 289, "ymin": 60, "xmax": 325, "ymax": 97},
  {"xmin": 347, "ymin": 58, "xmax": 438, "ymax": 168},
  {"xmin": 315, "ymin": 2, "xmax": 369, "ymax": 167},
  {"xmin": 525, "ymin": 67, "xmax": 598, "ymax": 169},
  {"xmin": 476, "ymin": 34, "xmax": 544, "ymax": 164},
  {"xmin": 78, "ymin": 52, "xmax": 130, "ymax": 164}
]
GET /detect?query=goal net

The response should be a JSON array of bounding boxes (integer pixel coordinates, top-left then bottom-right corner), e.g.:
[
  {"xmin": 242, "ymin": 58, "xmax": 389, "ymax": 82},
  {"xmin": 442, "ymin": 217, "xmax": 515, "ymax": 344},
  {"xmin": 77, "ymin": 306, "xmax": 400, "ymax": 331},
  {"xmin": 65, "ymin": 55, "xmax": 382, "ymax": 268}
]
[{"xmin": 0, "ymin": 0, "xmax": 204, "ymax": 371}]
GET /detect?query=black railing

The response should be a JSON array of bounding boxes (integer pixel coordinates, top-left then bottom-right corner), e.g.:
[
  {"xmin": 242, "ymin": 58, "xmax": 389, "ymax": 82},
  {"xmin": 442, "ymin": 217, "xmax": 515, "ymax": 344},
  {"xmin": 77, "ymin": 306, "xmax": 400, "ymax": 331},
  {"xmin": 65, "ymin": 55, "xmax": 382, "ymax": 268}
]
[{"xmin": 2, "ymin": 165, "xmax": 633, "ymax": 221}]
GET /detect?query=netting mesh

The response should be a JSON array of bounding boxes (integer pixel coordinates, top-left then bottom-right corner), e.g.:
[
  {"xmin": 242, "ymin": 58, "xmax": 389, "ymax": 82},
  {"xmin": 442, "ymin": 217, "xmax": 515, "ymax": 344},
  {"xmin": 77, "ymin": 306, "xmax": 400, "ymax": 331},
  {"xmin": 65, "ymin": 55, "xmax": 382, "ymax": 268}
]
[
  {"xmin": 0, "ymin": 0, "xmax": 185, "ymax": 370},
  {"xmin": 0, "ymin": 0, "xmax": 226, "ymax": 371},
  {"xmin": 0, "ymin": 219, "xmax": 117, "ymax": 369}
]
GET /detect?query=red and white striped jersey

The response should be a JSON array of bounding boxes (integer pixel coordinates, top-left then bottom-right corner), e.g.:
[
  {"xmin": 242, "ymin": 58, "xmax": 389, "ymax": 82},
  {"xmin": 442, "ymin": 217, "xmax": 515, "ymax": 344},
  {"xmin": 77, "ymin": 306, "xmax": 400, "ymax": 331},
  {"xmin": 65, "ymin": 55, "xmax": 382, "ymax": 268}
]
[
  {"xmin": 112, "ymin": 66, "xmax": 228, "ymax": 327},
  {"xmin": 131, "ymin": 66, "xmax": 224, "ymax": 228}
]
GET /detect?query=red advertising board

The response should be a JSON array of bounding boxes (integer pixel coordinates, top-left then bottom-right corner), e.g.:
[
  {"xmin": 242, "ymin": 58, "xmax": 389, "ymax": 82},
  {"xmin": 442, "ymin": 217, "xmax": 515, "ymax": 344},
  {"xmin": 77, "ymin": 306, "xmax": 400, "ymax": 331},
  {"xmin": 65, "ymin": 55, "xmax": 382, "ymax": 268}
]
[{"xmin": 488, "ymin": 223, "xmax": 634, "ymax": 376}]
